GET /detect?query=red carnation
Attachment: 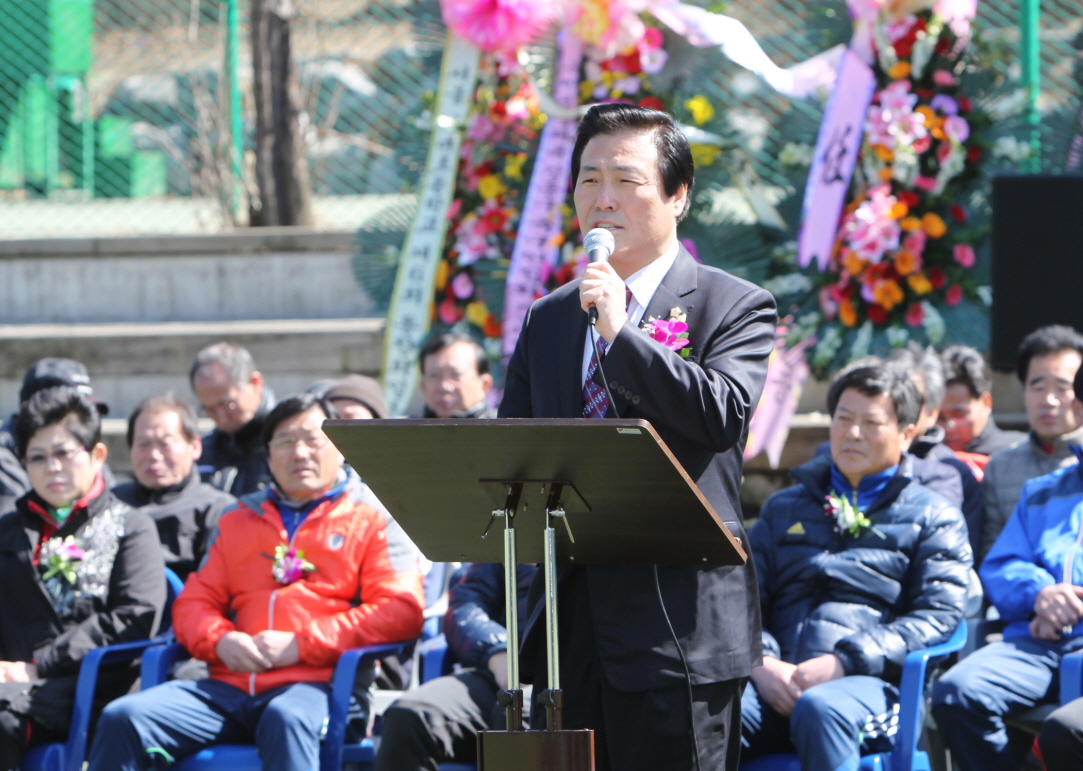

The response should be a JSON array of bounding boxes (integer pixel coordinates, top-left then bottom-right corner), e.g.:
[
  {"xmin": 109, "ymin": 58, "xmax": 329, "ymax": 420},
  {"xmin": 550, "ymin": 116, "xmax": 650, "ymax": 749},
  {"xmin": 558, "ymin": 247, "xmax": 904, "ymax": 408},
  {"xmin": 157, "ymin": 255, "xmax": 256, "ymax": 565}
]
[
  {"xmin": 615, "ymin": 51, "xmax": 642, "ymax": 75},
  {"xmin": 916, "ymin": 88, "xmax": 935, "ymax": 100},
  {"xmin": 935, "ymin": 35, "xmax": 951, "ymax": 55},
  {"xmin": 639, "ymin": 96, "xmax": 664, "ymax": 111},
  {"xmin": 967, "ymin": 145, "xmax": 983, "ymax": 163},
  {"xmin": 950, "ymin": 204, "xmax": 967, "ymax": 223},
  {"xmin": 899, "ymin": 191, "xmax": 920, "ymax": 208},
  {"xmin": 929, "ymin": 267, "xmax": 946, "ymax": 289},
  {"xmin": 490, "ymin": 101, "xmax": 507, "ymax": 119},
  {"xmin": 868, "ymin": 304, "xmax": 889, "ymax": 325},
  {"xmin": 945, "ymin": 284, "xmax": 963, "ymax": 306},
  {"xmin": 905, "ymin": 303, "xmax": 925, "ymax": 327},
  {"xmin": 958, "ymin": 96, "xmax": 972, "ymax": 113},
  {"xmin": 894, "ymin": 39, "xmax": 914, "ymax": 58}
]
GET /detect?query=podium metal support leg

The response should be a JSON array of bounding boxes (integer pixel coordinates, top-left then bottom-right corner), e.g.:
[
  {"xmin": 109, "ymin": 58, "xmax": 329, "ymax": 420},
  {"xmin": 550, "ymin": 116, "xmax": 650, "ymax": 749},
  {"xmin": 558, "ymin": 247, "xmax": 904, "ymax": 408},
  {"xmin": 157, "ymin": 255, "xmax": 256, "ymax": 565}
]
[
  {"xmin": 541, "ymin": 512, "xmax": 562, "ymax": 730},
  {"xmin": 501, "ymin": 487, "xmax": 523, "ymax": 731}
]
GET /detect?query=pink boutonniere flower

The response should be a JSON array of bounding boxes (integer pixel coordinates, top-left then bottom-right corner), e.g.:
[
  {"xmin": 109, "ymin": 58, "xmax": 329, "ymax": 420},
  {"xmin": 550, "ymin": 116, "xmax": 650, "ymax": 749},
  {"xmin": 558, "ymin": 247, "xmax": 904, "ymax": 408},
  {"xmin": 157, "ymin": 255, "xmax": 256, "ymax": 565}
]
[
  {"xmin": 644, "ymin": 307, "xmax": 692, "ymax": 358},
  {"xmin": 40, "ymin": 535, "xmax": 85, "ymax": 584},
  {"xmin": 272, "ymin": 544, "xmax": 316, "ymax": 586}
]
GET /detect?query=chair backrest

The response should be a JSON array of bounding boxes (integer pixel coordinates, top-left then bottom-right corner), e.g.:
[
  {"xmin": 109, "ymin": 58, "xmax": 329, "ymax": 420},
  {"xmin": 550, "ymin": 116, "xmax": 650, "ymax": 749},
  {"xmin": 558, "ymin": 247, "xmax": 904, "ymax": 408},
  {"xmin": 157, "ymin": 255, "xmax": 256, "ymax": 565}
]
[{"xmin": 162, "ymin": 567, "xmax": 185, "ymax": 633}]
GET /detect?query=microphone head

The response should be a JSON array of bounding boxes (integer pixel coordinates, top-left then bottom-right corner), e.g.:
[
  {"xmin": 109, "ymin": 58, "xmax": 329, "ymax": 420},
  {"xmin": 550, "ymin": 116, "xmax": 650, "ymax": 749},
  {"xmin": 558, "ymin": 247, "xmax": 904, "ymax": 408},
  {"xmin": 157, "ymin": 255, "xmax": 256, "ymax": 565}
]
[{"xmin": 583, "ymin": 228, "xmax": 616, "ymax": 261}]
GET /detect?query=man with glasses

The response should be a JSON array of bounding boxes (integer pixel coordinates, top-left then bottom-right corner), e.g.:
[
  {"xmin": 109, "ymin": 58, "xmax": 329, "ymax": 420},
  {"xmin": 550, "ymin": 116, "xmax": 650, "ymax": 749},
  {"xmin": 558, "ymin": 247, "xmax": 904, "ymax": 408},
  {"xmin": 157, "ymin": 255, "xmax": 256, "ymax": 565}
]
[
  {"xmin": 113, "ymin": 394, "xmax": 236, "ymax": 581},
  {"xmin": 190, "ymin": 342, "xmax": 275, "ymax": 496},
  {"xmin": 87, "ymin": 393, "xmax": 426, "ymax": 771},
  {"xmin": 418, "ymin": 333, "xmax": 494, "ymax": 419}
]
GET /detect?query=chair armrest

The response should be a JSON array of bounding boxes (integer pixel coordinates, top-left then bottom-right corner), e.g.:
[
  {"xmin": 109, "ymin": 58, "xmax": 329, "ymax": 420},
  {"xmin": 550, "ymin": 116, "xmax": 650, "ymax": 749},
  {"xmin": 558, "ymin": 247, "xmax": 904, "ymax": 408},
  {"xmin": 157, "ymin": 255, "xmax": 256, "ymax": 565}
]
[
  {"xmin": 890, "ymin": 622, "xmax": 968, "ymax": 771},
  {"xmin": 319, "ymin": 641, "xmax": 412, "ymax": 771},
  {"xmin": 418, "ymin": 634, "xmax": 449, "ymax": 684},
  {"xmin": 64, "ymin": 637, "xmax": 167, "ymax": 771},
  {"xmin": 1061, "ymin": 649, "xmax": 1083, "ymax": 704},
  {"xmin": 140, "ymin": 642, "xmax": 191, "ymax": 688}
]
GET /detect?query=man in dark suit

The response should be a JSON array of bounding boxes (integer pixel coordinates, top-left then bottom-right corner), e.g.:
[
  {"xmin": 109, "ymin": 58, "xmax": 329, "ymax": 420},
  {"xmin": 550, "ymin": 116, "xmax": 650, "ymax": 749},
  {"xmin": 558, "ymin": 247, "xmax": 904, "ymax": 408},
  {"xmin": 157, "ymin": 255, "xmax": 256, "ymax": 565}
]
[{"xmin": 499, "ymin": 103, "xmax": 777, "ymax": 770}]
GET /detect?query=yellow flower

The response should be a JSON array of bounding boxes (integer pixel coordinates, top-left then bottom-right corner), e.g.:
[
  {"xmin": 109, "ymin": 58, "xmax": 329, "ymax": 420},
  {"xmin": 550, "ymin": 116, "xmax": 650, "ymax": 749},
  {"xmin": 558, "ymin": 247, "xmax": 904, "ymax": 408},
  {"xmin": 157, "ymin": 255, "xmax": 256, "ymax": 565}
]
[
  {"xmin": 504, "ymin": 152, "xmax": 527, "ymax": 181},
  {"xmin": 466, "ymin": 301, "xmax": 489, "ymax": 327},
  {"xmin": 873, "ymin": 144, "xmax": 894, "ymax": 162},
  {"xmin": 435, "ymin": 259, "xmax": 449, "ymax": 291},
  {"xmin": 888, "ymin": 201, "xmax": 909, "ymax": 220},
  {"xmin": 874, "ymin": 279, "xmax": 904, "ymax": 309},
  {"xmin": 843, "ymin": 251, "xmax": 867, "ymax": 277},
  {"xmin": 878, "ymin": 168, "xmax": 894, "ymax": 182},
  {"xmin": 915, "ymin": 105, "xmax": 935, "ymax": 126},
  {"xmin": 839, "ymin": 300, "xmax": 858, "ymax": 327},
  {"xmin": 922, "ymin": 212, "xmax": 947, "ymax": 238},
  {"xmin": 580, "ymin": 81, "xmax": 596, "ymax": 102},
  {"xmin": 900, "ymin": 216, "xmax": 922, "ymax": 232},
  {"xmin": 601, "ymin": 71, "xmax": 616, "ymax": 88},
  {"xmin": 908, "ymin": 273, "xmax": 933, "ymax": 295},
  {"xmin": 888, "ymin": 62, "xmax": 912, "ymax": 80},
  {"xmin": 685, "ymin": 95, "xmax": 715, "ymax": 126},
  {"xmin": 478, "ymin": 175, "xmax": 506, "ymax": 201},
  {"xmin": 894, "ymin": 249, "xmax": 917, "ymax": 275},
  {"xmin": 690, "ymin": 144, "xmax": 721, "ymax": 167}
]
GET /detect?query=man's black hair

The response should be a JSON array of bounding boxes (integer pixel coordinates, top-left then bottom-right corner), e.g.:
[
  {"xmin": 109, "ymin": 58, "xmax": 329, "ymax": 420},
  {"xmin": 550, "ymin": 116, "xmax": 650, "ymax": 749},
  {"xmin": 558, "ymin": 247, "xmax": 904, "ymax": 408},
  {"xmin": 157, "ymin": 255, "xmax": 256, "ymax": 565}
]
[
  {"xmin": 940, "ymin": 345, "xmax": 991, "ymax": 399},
  {"xmin": 826, "ymin": 361, "xmax": 922, "ymax": 428},
  {"xmin": 1015, "ymin": 325, "xmax": 1083, "ymax": 384},
  {"xmin": 1074, "ymin": 362, "xmax": 1083, "ymax": 404},
  {"xmin": 263, "ymin": 393, "xmax": 338, "ymax": 448},
  {"xmin": 127, "ymin": 393, "xmax": 200, "ymax": 448},
  {"xmin": 570, "ymin": 102, "xmax": 695, "ymax": 221},
  {"xmin": 417, "ymin": 332, "xmax": 490, "ymax": 376},
  {"xmin": 14, "ymin": 386, "xmax": 102, "ymax": 460},
  {"xmin": 888, "ymin": 343, "xmax": 945, "ymax": 409}
]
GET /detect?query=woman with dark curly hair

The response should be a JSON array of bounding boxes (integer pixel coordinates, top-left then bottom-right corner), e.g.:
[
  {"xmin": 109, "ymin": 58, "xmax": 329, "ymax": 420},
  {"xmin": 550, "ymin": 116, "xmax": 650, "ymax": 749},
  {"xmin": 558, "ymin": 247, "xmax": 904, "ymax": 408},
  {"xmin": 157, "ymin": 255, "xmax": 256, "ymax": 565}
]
[{"xmin": 0, "ymin": 386, "xmax": 165, "ymax": 770}]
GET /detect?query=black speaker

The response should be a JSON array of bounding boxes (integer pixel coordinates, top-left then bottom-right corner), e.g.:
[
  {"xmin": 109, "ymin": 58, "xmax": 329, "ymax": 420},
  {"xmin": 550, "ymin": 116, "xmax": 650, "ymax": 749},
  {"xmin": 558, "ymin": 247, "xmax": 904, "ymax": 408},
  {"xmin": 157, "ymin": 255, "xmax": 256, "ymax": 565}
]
[{"xmin": 991, "ymin": 175, "xmax": 1083, "ymax": 371}]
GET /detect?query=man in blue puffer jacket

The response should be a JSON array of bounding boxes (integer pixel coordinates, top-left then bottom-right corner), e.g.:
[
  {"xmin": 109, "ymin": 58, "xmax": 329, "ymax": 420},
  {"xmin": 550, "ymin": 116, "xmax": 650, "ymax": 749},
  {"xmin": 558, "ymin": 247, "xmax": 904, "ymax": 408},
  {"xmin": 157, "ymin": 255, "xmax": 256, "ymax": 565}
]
[
  {"xmin": 932, "ymin": 363, "xmax": 1083, "ymax": 771},
  {"xmin": 743, "ymin": 361, "xmax": 972, "ymax": 771}
]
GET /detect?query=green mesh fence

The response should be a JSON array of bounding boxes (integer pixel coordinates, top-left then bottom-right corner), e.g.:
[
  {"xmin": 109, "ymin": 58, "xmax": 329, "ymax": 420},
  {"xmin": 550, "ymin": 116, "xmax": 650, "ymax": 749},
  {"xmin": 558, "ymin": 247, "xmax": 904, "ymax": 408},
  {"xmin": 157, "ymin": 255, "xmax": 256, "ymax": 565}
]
[{"xmin": 0, "ymin": 0, "xmax": 1078, "ymax": 239}]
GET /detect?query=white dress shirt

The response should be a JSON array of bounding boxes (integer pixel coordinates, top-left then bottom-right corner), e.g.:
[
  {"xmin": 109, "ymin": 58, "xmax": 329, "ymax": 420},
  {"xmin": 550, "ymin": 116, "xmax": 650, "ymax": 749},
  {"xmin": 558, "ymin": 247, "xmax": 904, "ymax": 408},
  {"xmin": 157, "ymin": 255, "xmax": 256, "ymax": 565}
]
[{"xmin": 580, "ymin": 242, "xmax": 681, "ymax": 386}]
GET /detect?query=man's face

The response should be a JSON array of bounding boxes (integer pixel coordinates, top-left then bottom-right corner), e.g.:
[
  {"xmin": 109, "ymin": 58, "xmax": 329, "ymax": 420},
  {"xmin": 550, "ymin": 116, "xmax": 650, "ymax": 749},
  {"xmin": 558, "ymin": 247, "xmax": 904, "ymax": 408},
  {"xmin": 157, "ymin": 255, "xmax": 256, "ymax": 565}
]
[
  {"xmin": 267, "ymin": 406, "xmax": 344, "ymax": 503},
  {"xmin": 131, "ymin": 409, "xmax": 200, "ymax": 490},
  {"xmin": 937, "ymin": 382, "xmax": 992, "ymax": 451},
  {"xmin": 1023, "ymin": 350, "xmax": 1083, "ymax": 443},
  {"xmin": 419, "ymin": 342, "xmax": 493, "ymax": 418},
  {"xmin": 192, "ymin": 363, "xmax": 264, "ymax": 435},
  {"xmin": 830, "ymin": 388, "xmax": 915, "ymax": 485},
  {"xmin": 574, "ymin": 129, "xmax": 687, "ymax": 276}
]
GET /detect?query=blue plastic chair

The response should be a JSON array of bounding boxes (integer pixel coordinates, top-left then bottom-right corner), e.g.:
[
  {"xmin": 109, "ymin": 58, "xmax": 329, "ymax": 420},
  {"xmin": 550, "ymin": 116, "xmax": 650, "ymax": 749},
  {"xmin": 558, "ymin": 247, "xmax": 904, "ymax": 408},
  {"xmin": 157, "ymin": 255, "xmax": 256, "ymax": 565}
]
[
  {"xmin": 21, "ymin": 567, "xmax": 185, "ymax": 771},
  {"xmin": 741, "ymin": 621, "xmax": 969, "ymax": 771},
  {"xmin": 139, "ymin": 639, "xmax": 411, "ymax": 771}
]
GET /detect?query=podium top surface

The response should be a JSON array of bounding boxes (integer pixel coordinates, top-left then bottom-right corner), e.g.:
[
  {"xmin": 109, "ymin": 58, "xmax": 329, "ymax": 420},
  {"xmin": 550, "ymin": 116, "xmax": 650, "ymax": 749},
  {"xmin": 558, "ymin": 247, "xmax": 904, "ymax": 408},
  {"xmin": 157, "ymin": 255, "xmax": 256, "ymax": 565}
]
[{"xmin": 323, "ymin": 418, "xmax": 746, "ymax": 567}]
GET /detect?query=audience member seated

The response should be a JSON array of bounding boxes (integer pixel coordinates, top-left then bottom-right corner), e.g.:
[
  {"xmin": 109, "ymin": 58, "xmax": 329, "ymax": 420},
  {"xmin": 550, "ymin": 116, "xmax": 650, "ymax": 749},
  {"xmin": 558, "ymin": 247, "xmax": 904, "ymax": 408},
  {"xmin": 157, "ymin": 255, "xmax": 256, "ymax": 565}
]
[
  {"xmin": 190, "ymin": 342, "xmax": 276, "ymax": 496},
  {"xmin": 418, "ymin": 333, "xmax": 495, "ymax": 419},
  {"xmin": 113, "ymin": 394, "xmax": 236, "ymax": 581},
  {"xmin": 0, "ymin": 387, "xmax": 165, "ymax": 769},
  {"xmin": 325, "ymin": 374, "xmax": 389, "ymax": 420},
  {"xmin": 0, "ymin": 358, "xmax": 116, "ymax": 513},
  {"xmin": 375, "ymin": 562, "xmax": 536, "ymax": 771},
  {"xmin": 889, "ymin": 346, "xmax": 985, "ymax": 561},
  {"xmin": 938, "ymin": 344, "xmax": 1026, "ymax": 462},
  {"xmin": 814, "ymin": 357, "xmax": 964, "ymax": 511},
  {"xmin": 932, "ymin": 363, "xmax": 1083, "ymax": 771},
  {"xmin": 981, "ymin": 325, "xmax": 1083, "ymax": 563},
  {"xmin": 743, "ymin": 362, "xmax": 971, "ymax": 770},
  {"xmin": 86, "ymin": 393, "xmax": 424, "ymax": 771}
]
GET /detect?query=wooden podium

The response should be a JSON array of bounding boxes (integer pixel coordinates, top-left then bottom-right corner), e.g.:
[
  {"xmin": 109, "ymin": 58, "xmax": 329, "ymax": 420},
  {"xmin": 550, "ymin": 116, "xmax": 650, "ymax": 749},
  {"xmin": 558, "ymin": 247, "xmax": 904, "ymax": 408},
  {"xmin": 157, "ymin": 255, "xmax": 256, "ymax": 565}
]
[{"xmin": 323, "ymin": 418, "xmax": 747, "ymax": 771}]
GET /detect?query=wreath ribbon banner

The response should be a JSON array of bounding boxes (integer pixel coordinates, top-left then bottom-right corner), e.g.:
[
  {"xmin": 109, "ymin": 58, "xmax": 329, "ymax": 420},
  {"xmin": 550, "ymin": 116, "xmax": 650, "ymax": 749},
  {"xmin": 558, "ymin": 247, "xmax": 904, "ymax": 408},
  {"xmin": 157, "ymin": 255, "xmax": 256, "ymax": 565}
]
[
  {"xmin": 501, "ymin": 32, "xmax": 583, "ymax": 361},
  {"xmin": 382, "ymin": 34, "xmax": 481, "ymax": 417}
]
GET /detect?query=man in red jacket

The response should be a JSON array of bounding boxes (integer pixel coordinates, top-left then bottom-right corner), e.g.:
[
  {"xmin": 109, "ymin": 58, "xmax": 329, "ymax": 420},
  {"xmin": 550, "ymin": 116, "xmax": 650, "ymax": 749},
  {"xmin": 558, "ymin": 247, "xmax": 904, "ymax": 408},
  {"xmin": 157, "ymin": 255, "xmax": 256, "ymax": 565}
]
[{"xmin": 87, "ymin": 393, "xmax": 425, "ymax": 771}]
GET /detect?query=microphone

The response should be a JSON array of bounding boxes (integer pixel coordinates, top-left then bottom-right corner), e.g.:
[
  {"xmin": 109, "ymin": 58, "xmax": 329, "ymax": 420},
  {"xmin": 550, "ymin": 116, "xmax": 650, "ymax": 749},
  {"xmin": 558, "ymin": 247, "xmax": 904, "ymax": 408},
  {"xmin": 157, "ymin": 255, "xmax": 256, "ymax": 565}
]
[{"xmin": 583, "ymin": 228, "xmax": 615, "ymax": 326}]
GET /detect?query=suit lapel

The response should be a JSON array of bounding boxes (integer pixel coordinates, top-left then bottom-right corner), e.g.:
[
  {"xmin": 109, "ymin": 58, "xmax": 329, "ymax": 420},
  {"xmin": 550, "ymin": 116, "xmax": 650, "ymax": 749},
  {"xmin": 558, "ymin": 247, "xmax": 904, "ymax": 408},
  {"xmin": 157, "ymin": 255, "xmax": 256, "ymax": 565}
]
[
  {"xmin": 638, "ymin": 246, "xmax": 699, "ymax": 331},
  {"xmin": 557, "ymin": 285, "xmax": 589, "ymax": 418}
]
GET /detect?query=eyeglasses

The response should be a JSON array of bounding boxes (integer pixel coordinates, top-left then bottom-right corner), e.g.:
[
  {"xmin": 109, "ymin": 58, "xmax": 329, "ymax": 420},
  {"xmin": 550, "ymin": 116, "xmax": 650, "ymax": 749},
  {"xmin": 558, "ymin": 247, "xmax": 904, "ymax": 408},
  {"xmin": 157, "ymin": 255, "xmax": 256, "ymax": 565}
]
[
  {"xmin": 199, "ymin": 384, "xmax": 252, "ymax": 417},
  {"xmin": 26, "ymin": 445, "xmax": 88, "ymax": 467},
  {"xmin": 269, "ymin": 433, "xmax": 329, "ymax": 454}
]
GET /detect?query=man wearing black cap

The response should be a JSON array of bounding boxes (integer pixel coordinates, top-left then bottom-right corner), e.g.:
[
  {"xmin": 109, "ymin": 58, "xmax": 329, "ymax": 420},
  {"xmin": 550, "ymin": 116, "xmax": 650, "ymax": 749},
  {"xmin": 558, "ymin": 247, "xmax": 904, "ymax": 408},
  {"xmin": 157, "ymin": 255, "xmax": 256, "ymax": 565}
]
[{"xmin": 0, "ymin": 358, "xmax": 114, "ymax": 513}]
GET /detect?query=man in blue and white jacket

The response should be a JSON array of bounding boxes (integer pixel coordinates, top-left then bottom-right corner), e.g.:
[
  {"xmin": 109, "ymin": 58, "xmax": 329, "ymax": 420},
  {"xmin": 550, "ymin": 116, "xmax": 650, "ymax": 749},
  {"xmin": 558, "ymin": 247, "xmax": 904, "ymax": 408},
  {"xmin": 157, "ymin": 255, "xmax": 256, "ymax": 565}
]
[{"xmin": 933, "ymin": 364, "xmax": 1083, "ymax": 771}]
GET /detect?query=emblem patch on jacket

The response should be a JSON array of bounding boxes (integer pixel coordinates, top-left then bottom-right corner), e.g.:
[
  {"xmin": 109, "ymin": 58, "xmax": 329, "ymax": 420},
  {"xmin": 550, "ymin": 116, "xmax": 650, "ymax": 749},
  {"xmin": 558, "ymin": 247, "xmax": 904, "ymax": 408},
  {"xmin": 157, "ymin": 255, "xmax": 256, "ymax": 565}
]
[
  {"xmin": 787, "ymin": 522, "xmax": 806, "ymax": 535},
  {"xmin": 327, "ymin": 533, "xmax": 346, "ymax": 550}
]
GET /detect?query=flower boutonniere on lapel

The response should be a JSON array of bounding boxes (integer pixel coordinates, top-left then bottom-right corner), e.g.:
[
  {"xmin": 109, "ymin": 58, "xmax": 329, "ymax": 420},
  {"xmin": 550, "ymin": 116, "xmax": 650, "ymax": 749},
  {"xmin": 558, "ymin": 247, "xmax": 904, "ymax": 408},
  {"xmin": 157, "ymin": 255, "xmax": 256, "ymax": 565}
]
[
  {"xmin": 271, "ymin": 544, "xmax": 316, "ymax": 586},
  {"xmin": 824, "ymin": 491, "xmax": 883, "ymax": 539},
  {"xmin": 644, "ymin": 307, "xmax": 691, "ymax": 358},
  {"xmin": 40, "ymin": 535, "xmax": 85, "ymax": 584}
]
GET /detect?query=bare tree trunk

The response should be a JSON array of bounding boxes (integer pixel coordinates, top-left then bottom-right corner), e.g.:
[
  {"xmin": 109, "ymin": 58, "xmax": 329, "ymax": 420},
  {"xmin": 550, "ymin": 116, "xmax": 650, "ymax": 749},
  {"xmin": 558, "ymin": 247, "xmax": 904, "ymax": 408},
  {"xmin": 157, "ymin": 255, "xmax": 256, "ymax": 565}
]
[{"xmin": 250, "ymin": 0, "xmax": 313, "ymax": 226}]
